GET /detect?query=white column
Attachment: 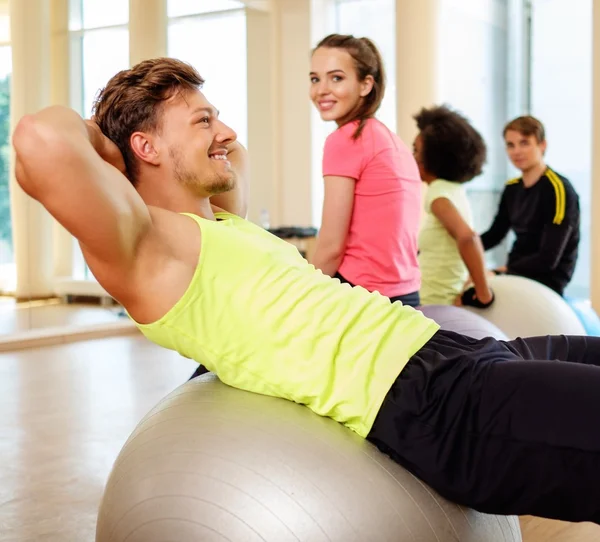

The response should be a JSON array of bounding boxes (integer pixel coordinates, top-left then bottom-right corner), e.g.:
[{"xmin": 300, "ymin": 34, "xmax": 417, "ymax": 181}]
[
  {"xmin": 275, "ymin": 0, "xmax": 313, "ymax": 227},
  {"xmin": 9, "ymin": 0, "xmax": 54, "ymax": 299},
  {"xmin": 246, "ymin": 4, "xmax": 279, "ymax": 226},
  {"xmin": 591, "ymin": 1, "xmax": 600, "ymax": 311},
  {"xmin": 50, "ymin": 0, "xmax": 74, "ymax": 279},
  {"xmin": 309, "ymin": 0, "xmax": 335, "ymax": 227},
  {"xmin": 395, "ymin": 0, "xmax": 441, "ymax": 146},
  {"xmin": 129, "ymin": 0, "xmax": 167, "ymax": 66},
  {"xmin": 246, "ymin": 0, "xmax": 314, "ymax": 228}
]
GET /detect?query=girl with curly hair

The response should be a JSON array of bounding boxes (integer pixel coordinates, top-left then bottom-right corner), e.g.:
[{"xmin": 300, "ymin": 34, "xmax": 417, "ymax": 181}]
[{"xmin": 413, "ymin": 105, "xmax": 493, "ymax": 308}]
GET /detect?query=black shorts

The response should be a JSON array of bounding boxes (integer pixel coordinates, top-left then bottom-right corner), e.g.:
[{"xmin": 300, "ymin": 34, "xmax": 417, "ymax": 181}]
[{"xmin": 367, "ymin": 329, "xmax": 600, "ymax": 523}]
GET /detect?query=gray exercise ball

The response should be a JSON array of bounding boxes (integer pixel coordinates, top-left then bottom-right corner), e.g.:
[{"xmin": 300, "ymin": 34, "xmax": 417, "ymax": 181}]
[
  {"xmin": 97, "ymin": 348, "xmax": 521, "ymax": 541},
  {"xmin": 462, "ymin": 274, "xmax": 586, "ymax": 339},
  {"xmin": 419, "ymin": 304, "xmax": 508, "ymax": 340}
]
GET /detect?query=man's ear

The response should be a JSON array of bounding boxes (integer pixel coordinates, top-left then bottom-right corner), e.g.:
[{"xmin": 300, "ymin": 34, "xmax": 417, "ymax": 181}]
[
  {"xmin": 130, "ymin": 132, "xmax": 161, "ymax": 166},
  {"xmin": 540, "ymin": 139, "xmax": 548, "ymax": 156}
]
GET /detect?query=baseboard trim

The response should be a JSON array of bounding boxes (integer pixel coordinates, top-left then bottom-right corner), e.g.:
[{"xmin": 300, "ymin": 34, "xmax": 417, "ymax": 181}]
[{"xmin": 0, "ymin": 319, "xmax": 140, "ymax": 352}]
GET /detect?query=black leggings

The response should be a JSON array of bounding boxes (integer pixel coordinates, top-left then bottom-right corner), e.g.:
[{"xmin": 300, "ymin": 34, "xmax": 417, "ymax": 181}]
[
  {"xmin": 367, "ymin": 329, "xmax": 600, "ymax": 523},
  {"xmin": 334, "ymin": 272, "xmax": 420, "ymax": 307}
]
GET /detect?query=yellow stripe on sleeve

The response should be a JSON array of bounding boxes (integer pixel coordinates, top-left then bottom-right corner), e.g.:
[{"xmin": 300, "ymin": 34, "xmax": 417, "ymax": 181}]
[{"xmin": 546, "ymin": 169, "xmax": 566, "ymax": 224}]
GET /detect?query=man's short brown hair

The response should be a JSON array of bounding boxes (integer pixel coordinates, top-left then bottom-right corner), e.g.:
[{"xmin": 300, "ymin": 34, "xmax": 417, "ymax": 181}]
[
  {"xmin": 503, "ymin": 115, "xmax": 546, "ymax": 143},
  {"xmin": 92, "ymin": 57, "xmax": 204, "ymax": 184}
]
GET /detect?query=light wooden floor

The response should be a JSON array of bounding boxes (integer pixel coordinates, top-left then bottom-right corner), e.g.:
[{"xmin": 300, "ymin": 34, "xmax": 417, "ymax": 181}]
[
  {"xmin": 520, "ymin": 516, "xmax": 600, "ymax": 541},
  {"xmin": 0, "ymin": 335, "xmax": 598, "ymax": 541},
  {"xmin": 0, "ymin": 335, "xmax": 198, "ymax": 542}
]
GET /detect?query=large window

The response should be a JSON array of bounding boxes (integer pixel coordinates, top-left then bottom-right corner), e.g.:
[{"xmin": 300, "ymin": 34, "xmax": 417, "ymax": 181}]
[
  {"xmin": 168, "ymin": 0, "xmax": 244, "ymax": 17},
  {"xmin": 0, "ymin": 7, "xmax": 12, "ymax": 291},
  {"xmin": 69, "ymin": 0, "xmax": 130, "ymax": 279},
  {"xmin": 438, "ymin": 0, "xmax": 519, "ymax": 267},
  {"xmin": 530, "ymin": 0, "xmax": 591, "ymax": 299},
  {"xmin": 167, "ymin": 1, "xmax": 248, "ymax": 147},
  {"xmin": 439, "ymin": 0, "xmax": 511, "ymax": 192},
  {"xmin": 69, "ymin": 0, "xmax": 130, "ymax": 134},
  {"xmin": 0, "ymin": 46, "xmax": 11, "ymax": 270},
  {"xmin": 78, "ymin": 28, "xmax": 129, "ymax": 117},
  {"xmin": 334, "ymin": 0, "xmax": 396, "ymax": 131}
]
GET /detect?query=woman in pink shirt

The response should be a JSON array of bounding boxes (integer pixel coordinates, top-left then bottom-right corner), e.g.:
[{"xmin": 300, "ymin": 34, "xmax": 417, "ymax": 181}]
[{"xmin": 309, "ymin": 34, "xmax": 422, "ymax": 306}]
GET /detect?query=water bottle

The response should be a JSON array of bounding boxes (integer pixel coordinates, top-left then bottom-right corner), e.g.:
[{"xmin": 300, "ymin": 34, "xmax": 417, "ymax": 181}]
[{"xmin": 260, "ymin": 208, "xmax": 270, "ymax": 230}]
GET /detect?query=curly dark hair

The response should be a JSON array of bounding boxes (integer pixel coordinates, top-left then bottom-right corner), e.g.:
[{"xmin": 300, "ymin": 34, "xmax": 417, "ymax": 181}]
[{"xmin": 413, "ymin": 105, "xmax": 487, "ymax": 183}]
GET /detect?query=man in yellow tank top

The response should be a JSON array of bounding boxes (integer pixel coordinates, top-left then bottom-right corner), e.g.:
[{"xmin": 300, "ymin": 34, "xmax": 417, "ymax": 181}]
[{"xmin": 13, "ymin": 58, "xmax": 600, "ymax": 525}]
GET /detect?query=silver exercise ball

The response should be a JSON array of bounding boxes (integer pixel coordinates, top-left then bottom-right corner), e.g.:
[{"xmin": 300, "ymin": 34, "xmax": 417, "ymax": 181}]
[
  {"xmin": 462, "ymin": 274, "xmax": 585, "ymax": 339},
  {"xmin": 97, "ymin": 366, "xmax": 521, "ymax": 541},
  {"xmin": 419, "ymin": 304, "xmax": 508, "ymax": 340}
]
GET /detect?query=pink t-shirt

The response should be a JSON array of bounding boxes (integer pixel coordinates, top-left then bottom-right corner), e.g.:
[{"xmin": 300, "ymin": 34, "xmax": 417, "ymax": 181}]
[{"xmin": 322, "ymin": 118, "xmax": 421, "ymax": 298}]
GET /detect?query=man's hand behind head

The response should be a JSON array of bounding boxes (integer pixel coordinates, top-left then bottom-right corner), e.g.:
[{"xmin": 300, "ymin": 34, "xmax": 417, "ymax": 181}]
[{"xmin": 84, "ymin": 119, "xmax": 127, "ymax": 177}]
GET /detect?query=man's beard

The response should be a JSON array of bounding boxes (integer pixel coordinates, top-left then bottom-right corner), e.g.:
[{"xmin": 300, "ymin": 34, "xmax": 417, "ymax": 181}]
[{"xmin": 169, "ymin": 146, "xmax": 235, "ymax": 196}]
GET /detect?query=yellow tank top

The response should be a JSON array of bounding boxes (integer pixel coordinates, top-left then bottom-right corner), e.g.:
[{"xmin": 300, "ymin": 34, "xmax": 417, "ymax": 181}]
[{"xmin": 132, "ymin": 212, "xmax": 439, "ymax": 437}]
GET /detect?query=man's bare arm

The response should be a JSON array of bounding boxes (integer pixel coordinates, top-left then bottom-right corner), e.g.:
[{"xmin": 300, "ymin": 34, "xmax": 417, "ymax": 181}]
[
  {"xmin": 210, "ymin": 140, "xmax": 249, "ymax": 217},
  {"xmin": 13, "ymin": 106, "xmax": 151, "ymax": 287}
]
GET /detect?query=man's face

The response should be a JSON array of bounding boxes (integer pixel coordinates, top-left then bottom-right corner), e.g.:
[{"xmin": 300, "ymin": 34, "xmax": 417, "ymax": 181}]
[
  {"xmin": 504, "ymin": 130, "xmax": 546, "ymax": 173},
  {"xmin": 156, "ymin": 89, "xmax": 238, "ymax": 197}
]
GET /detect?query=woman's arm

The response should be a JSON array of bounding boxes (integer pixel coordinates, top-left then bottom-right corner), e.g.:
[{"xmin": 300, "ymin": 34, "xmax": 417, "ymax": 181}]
[
  {"xmin": 431, "ymin": 197, "xmax": 493, "ymax": 305},
  {"xmin": 310, "ymin": 175, "xmax": 355, "ymax": 277}
]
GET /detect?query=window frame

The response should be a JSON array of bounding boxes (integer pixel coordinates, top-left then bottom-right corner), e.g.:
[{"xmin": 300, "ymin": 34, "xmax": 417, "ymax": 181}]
[
  {"xmin": 166, "ymin": 5, "xmax": 249, "ymax": 147},
  {"xmin": 68, "ymin": 0, "xmax": 130, "ymax": 280},
  {"xmin": 0, "ymin": 42, "xmax": 13, "ymax": 292}
]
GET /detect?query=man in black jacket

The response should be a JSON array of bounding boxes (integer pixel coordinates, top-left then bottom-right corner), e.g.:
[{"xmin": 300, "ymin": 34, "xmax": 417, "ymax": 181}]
[{"xmin": 481, "ymin": 116, "xmax": 580, "ymax": 296}]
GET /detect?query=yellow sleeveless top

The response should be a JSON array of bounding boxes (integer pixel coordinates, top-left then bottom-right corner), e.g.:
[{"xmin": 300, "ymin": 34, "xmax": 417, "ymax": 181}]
[{"xmin": 131, "ymin": 212, "xmax": 439, "ymax": 437}]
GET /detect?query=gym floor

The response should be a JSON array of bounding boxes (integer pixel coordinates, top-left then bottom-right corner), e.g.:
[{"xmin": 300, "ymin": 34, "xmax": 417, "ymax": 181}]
[{"xmin": 1, "ymin": 335, "xmax": 599, "ymax": 541}]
